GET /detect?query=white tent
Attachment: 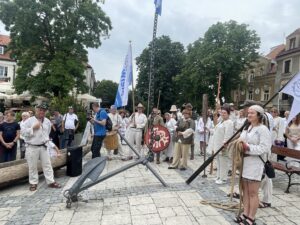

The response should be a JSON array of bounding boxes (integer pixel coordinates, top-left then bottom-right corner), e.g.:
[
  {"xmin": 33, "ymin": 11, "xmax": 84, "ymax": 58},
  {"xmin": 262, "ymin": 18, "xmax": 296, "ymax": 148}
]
[
  {"xmin": 77, "ymin": 93, "xmax": 97, "ymax": 101},
  {"xmin": 0, "ymin": 93, "xmax": 9, "ymax": 99}
]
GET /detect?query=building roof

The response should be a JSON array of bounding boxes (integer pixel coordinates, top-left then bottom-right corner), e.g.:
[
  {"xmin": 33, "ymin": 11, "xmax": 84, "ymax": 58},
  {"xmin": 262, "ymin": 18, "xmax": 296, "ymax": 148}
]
[
  {"xmin": 265, "ymin": 44, "xmax": 285, "ymax": 60},
  {"xmin": 0, "ymin": 34, "xmax": 10, "ymax": 46},
  {"xmin": 276, "ymin": 46, "xmax": 300, "ymax": 59},
  {"xmin": 287, "ymin": 28, "xmax": 300, "ymax": 39},
  {"xmin": 0, "ymin": 34, "xmax": 14, "ymax": 62}
]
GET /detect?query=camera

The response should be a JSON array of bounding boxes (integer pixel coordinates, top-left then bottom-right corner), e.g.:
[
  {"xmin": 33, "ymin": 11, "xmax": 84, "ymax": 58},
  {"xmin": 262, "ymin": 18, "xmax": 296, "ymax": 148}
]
[{"xmin": 86, "ymin": 110, "xmax": 93, "ymax": 121}]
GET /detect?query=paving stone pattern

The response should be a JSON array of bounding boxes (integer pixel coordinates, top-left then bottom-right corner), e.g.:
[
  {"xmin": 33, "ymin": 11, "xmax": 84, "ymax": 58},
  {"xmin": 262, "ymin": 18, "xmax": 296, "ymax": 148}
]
[{"xmin": 0, "ymin": 144, "xmax": 300, "ymax": 225}]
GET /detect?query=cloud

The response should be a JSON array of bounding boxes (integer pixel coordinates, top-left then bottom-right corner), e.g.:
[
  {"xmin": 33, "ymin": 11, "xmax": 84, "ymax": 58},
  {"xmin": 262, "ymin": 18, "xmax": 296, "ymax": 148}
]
[
  {"xmin": 89, "ymin": 0, "xmax": 300, "ymax": 83},
  {"xmin": 1, "ymin": 0, "xmax": 300, "ymax": 84}
]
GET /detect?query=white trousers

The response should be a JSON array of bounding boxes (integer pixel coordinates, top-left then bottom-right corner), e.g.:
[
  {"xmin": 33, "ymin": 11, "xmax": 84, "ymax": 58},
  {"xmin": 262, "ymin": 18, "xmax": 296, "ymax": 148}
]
[
  {"xmin": 216, "ymin": 154, "xmax": 229, "ymax": 181},
  {"xmin": 26, "ymin": 145, "xmax": 55, "ymax": 185},
  {"xmin": 164, "ymin": 141, "xmax": 174, "ymax": 158},
  {"xmin": 260, "ymin": 176, "xmax": 273, "ymax": 204},
  {"xmin": 127, "ymin": 128, "xmax": 143, "ymax": 157}
]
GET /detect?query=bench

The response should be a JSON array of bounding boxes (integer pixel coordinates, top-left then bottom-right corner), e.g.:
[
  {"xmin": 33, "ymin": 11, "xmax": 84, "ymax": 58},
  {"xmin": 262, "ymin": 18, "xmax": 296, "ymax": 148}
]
[{"xmin": 271, "ymin": 146, "xmax": 300, "ymax": 193}]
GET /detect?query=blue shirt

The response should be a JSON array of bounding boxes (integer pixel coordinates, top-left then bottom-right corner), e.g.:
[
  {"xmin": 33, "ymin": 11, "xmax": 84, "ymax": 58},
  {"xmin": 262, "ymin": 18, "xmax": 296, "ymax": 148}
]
[{"xmin": 94, "ymin": 109, "xmax": 107, "ymax": 136}]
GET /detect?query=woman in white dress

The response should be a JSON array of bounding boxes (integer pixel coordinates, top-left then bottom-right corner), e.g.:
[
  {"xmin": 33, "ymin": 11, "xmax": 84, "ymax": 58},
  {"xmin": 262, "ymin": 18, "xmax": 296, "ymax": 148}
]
[
  {"xmin": 163, "ymin": 113, "xmax": 177, "ymax": 162},
  {"xmin": 213, "ymin": 106, "xmax": 234, "ymax": 184},
  {"xmin": 119, "ymin": 109, "xmax": 129, "ymax": 145},
  {"xmin": 196, "ymin": 114, "xmax": 212, "ymax": 155},
  {"xmin": 235, "ymin": 110, "xmax": 246, "ymax": 132},
  {"xmin": 285, "ymin": 114, "xmax": 300, "ymax": 150},
  {"xmin": 235, "ymin": 105, "xmax": 272, "ymax": 225}
]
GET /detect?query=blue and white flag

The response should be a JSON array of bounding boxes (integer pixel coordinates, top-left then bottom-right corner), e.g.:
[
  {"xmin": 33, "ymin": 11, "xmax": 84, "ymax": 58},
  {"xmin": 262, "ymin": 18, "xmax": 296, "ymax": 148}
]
[
  {"xmin": 114, "ymin": 44, "xmax": 133, "ymax": 108},
  {"xmin": 281, "ymin": 71, "xmax": 300, "ymax": 124},
  {"xmin": 154, "ymin": 0, "xmax": 162, "ymax": 16}
]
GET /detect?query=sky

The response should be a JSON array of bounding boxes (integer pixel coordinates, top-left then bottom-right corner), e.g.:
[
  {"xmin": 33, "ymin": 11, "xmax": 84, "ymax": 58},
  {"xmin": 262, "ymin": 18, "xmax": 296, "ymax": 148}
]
[
  {"xmin": 1, "ymin": 0, "xmax": 300, "ymax": 84},
  {"xmin": 87, "ymin": 0, "xmax": 300, "ymax": 83}
]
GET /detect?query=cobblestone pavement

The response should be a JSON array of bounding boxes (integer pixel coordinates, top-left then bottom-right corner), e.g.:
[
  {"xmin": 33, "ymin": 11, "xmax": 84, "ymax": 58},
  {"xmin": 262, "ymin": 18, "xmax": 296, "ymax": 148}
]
[{"xmin": 0, "ymin": 144, "xmax": 300, "ymax": 225}]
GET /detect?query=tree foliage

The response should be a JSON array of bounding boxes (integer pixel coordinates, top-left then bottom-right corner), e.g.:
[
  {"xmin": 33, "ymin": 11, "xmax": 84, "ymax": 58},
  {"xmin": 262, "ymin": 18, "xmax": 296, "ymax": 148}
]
[
  {"xmin": 135, "ymin": 35, "xmax": 185, "ymax": 113},
  {"xmin": 0, "ymin": 0, "xmax": 112, "ymax": 97},
  {"xmin": 175, "ymin": 20, "xmax": 260, "ymax": 109},
  {"xmin": 93, "ymin": 79, "xmax": 118, "ymax": 108}
]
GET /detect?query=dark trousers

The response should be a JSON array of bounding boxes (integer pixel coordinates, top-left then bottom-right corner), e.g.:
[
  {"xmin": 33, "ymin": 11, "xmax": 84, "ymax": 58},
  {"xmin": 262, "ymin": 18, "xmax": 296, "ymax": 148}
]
[
  {"xmin": 20, "ymin": 139, "xmax": 26, "ymax": 159},
  {"xmin": 91, "ymin": 135, "xmax": 106, "ymax": 158},
  {"xmin": 62, "ymin": 129, "xmax": 75, "ymax": 149},
  {"xmin": 3, "ymin": 144, "xmax": 17, "ymax": 162}
]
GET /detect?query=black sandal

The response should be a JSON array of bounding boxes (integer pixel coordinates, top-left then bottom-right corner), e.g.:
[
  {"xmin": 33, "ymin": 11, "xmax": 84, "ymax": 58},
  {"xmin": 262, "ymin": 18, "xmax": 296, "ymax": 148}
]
[
  {"xmin": 29, "ymin": 184, "xmax": 37, "ymax": 191},
  {"xmin": 258, "ymin": 201, "xmax": 271, "ymax": 208},
  {"xmin": 227, "ymin": 192, "xmax": 240, "ymax": 199},
  {"xmin": 234, "ymin": 214, "xmax": 247, "ymax": 223},
  {"xmin": 240, "ymin": 217, "xmax": 256, "ymax": 225}
]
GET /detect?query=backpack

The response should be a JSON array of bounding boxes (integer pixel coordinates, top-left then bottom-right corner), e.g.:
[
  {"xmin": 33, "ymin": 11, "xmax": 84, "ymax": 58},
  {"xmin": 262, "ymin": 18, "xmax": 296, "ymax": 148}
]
[
  {"xmin": 98, "ymin": 109, "xmax": 113, "ymax": 132},
  {"xmin": 106, "ymin": 116, "xmax": 113, "ymax": 131}
]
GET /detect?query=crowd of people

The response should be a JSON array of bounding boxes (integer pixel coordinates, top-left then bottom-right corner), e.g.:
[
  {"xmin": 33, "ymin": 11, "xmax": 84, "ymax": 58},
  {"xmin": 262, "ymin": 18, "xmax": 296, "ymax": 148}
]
[{"xmin": 1, "ymin": 99, "xmax": 300, "ymax": 223}]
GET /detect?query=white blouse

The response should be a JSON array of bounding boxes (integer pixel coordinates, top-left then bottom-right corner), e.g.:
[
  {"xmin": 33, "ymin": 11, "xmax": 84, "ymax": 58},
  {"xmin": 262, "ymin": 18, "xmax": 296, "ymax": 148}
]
[
  {"xmin": 212, "ymin": 119, "xmax": 234, "ymax": 153},
  {"xmin": 240, "ymin": 124, "xmax": 272, "ymax": 181}
]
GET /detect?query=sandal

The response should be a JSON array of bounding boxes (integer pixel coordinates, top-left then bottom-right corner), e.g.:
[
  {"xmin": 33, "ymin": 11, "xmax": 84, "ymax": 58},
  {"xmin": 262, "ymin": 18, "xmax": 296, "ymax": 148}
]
[
  {"xmin": 227, "ymin": 192, "xmax": 240, "ymax": 199},
  {"xmin": 240, "ymin": 217, "xmax": 256, "ymax": 225},
  {"xmin": 29, "ymin": 184, "xmax": 37, "ymax": 191},
  {"xmin": 48, "ymin": 182, "xmax": 62, "ymax": 189},
  {"xmin": 258, "ymin": 202, "xmax": 271, "ymax": 208},
  {"xmin": 234, "ymin": 214, "xmax": 247, "ymax": 223}
]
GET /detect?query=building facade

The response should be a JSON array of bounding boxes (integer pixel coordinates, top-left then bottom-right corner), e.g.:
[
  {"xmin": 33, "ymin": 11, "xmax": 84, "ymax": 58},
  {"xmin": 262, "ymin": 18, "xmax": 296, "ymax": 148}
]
[
  {"xmin": 0, "ymin": 35, "xmax": 17, "ymax": 94},
  {"xmin": 274, "ymin": 28, "xmax": 300, "ymax": 112},
  {"xmin": 0, "ymin": 34, "xmax": 95, "ymax": 95},
  {"xmin": 233, "ymin": 44, "xmax": 285, "ymax": 110}
]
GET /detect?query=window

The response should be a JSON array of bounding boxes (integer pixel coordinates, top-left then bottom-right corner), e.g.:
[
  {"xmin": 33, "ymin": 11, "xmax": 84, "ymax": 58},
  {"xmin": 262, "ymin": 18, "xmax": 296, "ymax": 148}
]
[
  {"xmin": 248, "ymin": 90, "xmax": 253, "ymax": 100},
  {"xmin": 263, "ymin": 89, "xmax": 269, "ymax": 101},
  {"xmin": 0, "ymin": 66, "xmax": 8, "ymax": 77},
  {"xmin": 248, "ymin": 73, "xmax": 254, "ymax": 82},
  {"xmin": 269, "ymin": 62, "xmax": 276, "ymax": 73},
  {"xmin": 289, "ymin": 38, "xmax": 296, "ymax": 49},
  {"xmin": 284, "ymin": 60, "xmax": 291, "ymax": 73},
  {"xmin": 0, "ymin": 46, "xmax": 4, "ymax": 55},
  {"xmin": 282, "ymin": 93, "xmax": 289, "ymax": 100}
]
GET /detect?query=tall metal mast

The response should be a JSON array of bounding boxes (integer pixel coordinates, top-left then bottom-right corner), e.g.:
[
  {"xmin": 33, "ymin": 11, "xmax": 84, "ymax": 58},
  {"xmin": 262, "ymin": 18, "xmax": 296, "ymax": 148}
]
[{"xmin": 147, "ymin": 12, "xmax": 159, "ymax": 116}]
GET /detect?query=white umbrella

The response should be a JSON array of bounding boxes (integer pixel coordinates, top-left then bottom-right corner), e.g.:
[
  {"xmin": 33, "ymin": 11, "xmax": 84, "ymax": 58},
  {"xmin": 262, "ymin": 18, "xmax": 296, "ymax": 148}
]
[
  {"xmin": 0, "ymin": 92, "xmax": 9, "ymax": 99},
  {"xmin": 77, "ymin": 93, "xmax": 97, "ymax": 101}
]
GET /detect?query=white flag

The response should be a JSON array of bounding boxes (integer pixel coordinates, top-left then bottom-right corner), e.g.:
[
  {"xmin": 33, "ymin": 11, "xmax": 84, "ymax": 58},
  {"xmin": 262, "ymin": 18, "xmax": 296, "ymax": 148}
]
[
  {"xmin": 114, "ymin": 44, "xmax": 133, "ymax": 108},
  {"xmin": 281, "ymin": 71, "xmax": 300, "ymax": 124}
]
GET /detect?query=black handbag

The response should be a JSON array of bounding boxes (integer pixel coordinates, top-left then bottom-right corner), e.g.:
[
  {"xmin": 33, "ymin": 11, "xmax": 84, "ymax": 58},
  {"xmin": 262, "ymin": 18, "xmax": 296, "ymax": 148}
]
[{"xmin": 259, "ymin": 156, "xmax": 275, "ymax": 178}]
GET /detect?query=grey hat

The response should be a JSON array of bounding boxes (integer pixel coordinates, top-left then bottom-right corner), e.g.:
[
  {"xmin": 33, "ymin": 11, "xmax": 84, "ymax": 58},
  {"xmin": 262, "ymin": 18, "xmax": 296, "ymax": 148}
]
[{"xmin": 240, "ymin": 100, "xmax": 263, "ymax": 108}]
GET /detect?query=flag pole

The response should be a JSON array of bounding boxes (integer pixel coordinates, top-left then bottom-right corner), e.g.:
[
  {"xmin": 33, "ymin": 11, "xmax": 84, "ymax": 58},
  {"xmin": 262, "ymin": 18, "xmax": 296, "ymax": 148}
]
[
  {"xmin": 147, "ymin": 11, "xmax": 159, "ymax": 117},
  {"xmin": 186, "ymin": 71, "xmax": 300, "ymax": 184},
  {"xmin": 130, "ymin": 41, "xmax": 135, "ymax": 113}
]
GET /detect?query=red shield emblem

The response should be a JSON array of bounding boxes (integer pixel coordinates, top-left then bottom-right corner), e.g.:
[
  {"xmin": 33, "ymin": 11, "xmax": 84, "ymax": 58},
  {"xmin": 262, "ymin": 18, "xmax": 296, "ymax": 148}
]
[{"xmin": 144, "ymin": 125, "xmax": 170, "ymax": 153}]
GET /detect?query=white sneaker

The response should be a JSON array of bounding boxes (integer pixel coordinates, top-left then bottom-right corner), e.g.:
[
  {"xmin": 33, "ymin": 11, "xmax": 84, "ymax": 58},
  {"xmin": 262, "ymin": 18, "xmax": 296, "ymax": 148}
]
[
  {"xmin": 215, "ymin": 180, "xmax": 226, "ymax": 185},
  {"xmin": 214, "ymin": 177, "xmax": 220, "ymax": 181}
]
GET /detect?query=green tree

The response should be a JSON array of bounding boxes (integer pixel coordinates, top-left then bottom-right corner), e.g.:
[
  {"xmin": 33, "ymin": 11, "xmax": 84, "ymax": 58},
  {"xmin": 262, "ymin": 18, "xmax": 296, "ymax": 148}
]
[
  {"xmin": 175, "ymin": 20, "xmax": 260, "ymax": 108},
  {"xmin": 136, "ymin": 35, "xmax": 185, "ymax": 113},
  {"xmin": 93, "ymin": 79, "xmax": 118, "ymax": 108},
  {"xmin": 0, "ymin": 0, "xmax": 112, "ymax": 97}
]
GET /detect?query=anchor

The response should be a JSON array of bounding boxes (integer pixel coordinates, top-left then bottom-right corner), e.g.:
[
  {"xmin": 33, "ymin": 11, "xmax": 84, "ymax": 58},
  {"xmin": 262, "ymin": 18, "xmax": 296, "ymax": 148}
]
[{"xmin": 63, "ymin": 130, "xmax": 168, "ymax": 208}]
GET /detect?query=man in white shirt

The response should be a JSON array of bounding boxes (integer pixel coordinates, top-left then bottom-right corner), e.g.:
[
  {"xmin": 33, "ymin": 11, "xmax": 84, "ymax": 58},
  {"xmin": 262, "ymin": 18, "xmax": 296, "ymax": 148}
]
[
  {"xmin": 21, "ymin": 103, "xmax": 61, "ymax": 191},
  {"xmin": 108, "ymin": 105, "xmax": 125, "ymax": 160},
  {"xmin": 61, "ymin": 106, "xmax": 79, "ymax": 148},
  {"xmin": 127, "ymin": 103, "xmax": 147, "ymax": 159}
]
